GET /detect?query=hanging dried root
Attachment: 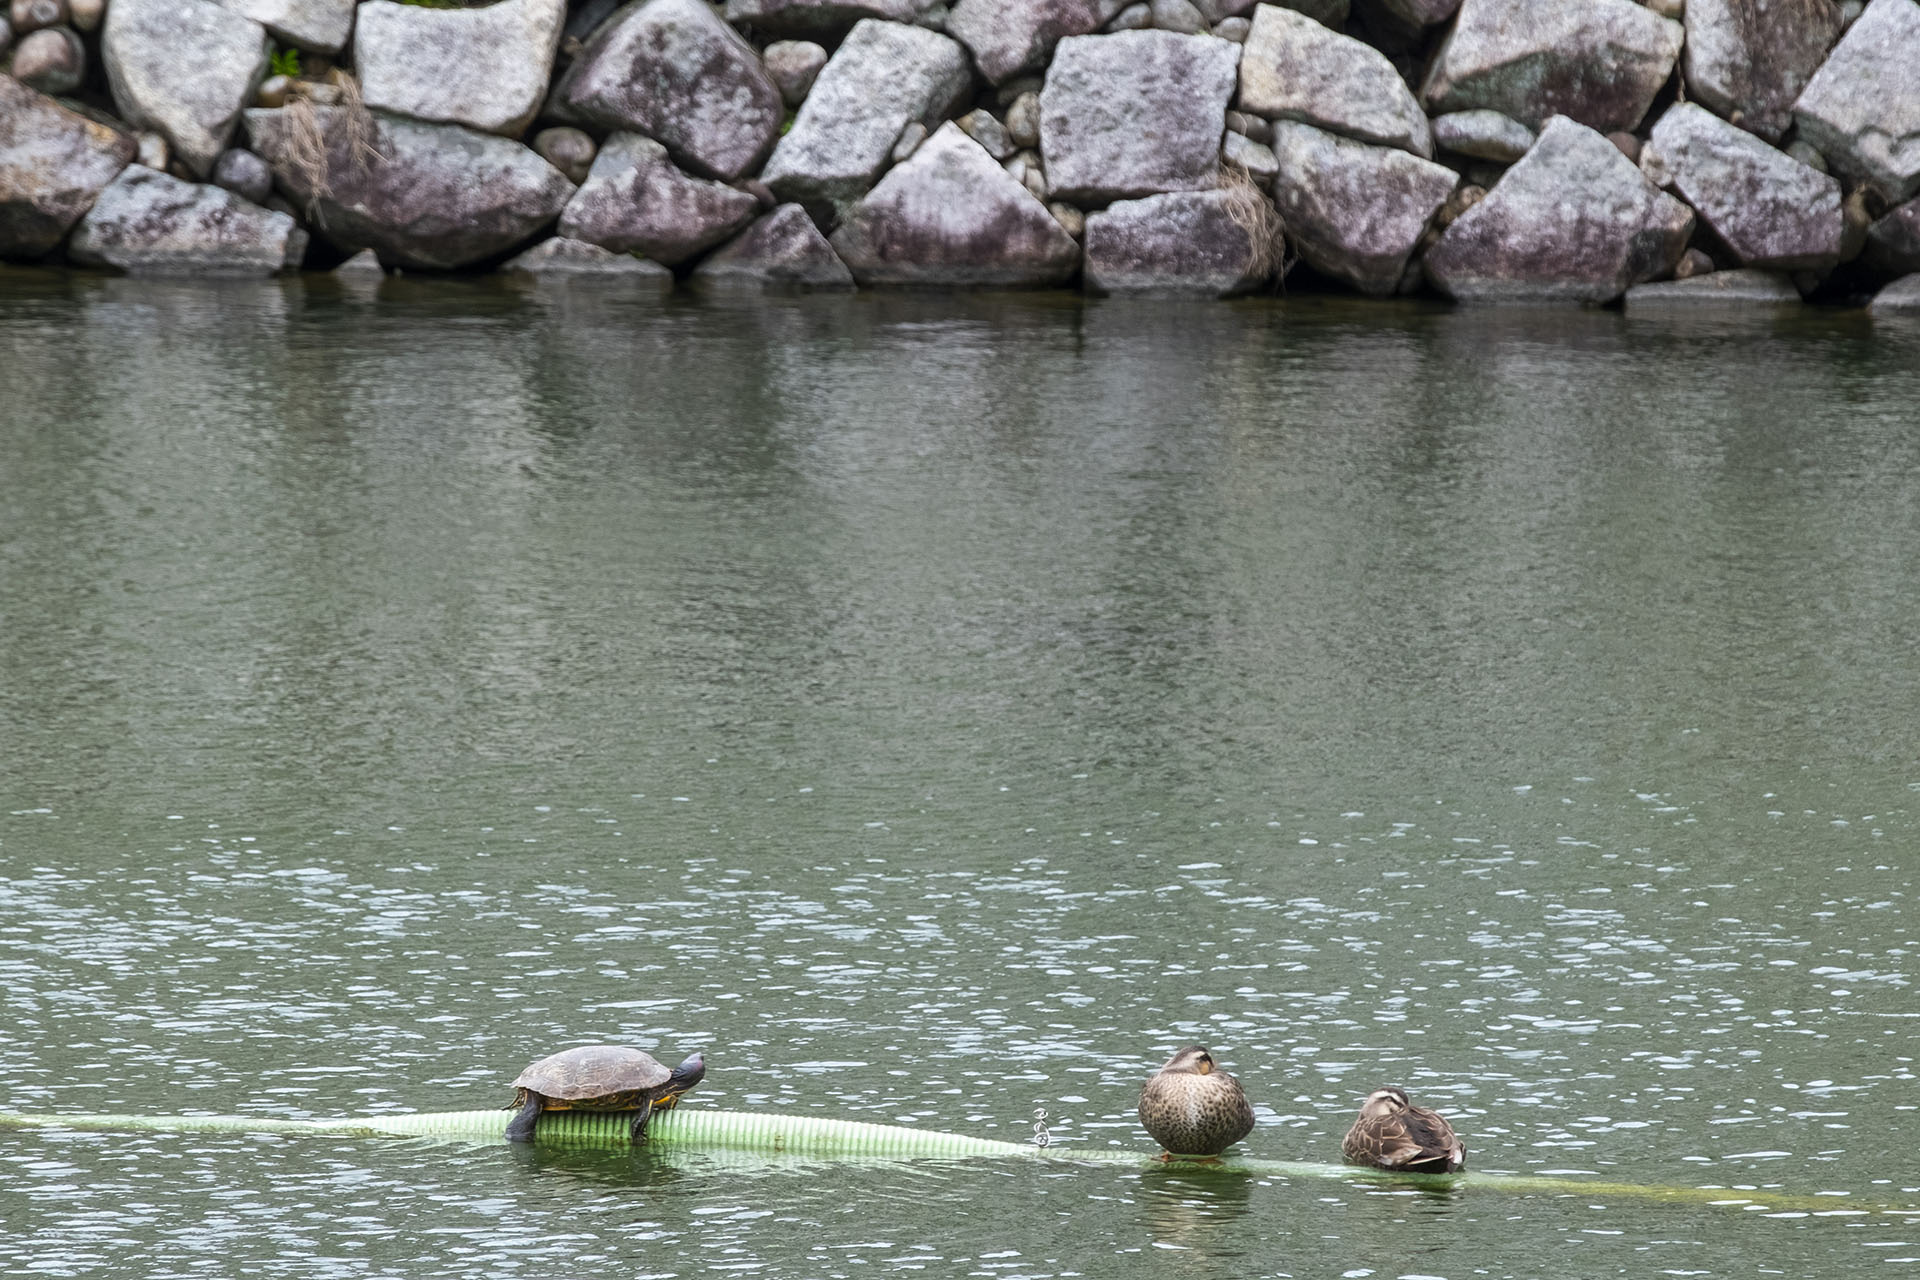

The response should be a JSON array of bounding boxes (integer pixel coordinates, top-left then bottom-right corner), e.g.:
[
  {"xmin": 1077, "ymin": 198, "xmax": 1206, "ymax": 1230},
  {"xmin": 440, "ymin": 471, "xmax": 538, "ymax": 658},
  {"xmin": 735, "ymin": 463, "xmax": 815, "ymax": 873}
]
[
  {"xmin": 278, "ymin": 71, "xmax": 384, "ymax": 223},
  {"xmin": 1215, "ymin": 162, "xmax": 1289, "ymax": 286}
]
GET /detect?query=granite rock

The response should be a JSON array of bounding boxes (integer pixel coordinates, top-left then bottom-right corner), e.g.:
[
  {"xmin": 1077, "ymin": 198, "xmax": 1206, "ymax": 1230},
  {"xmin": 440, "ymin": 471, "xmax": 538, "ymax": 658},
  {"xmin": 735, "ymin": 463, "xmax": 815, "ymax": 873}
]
[
  {"xmin": 211, "ymin": 0, "xmax": 354, "ymax": 54},
  {"xmin": 1641, "ymin": 102, "xmax": 1843, "ymax": 271},
  {"xmin": 9, "ymin": 24, "xmax": 83, "ymax": 95},
  {"xmin": 67, "ymin": 163, "xmax": 293, "ymax": 274},
  {"xmin": 1268, "ymin": 119, "xmax": 1457, "ymax": 294},
  {"xmin": 0, "ymin": 74, "xmax": 136, "ymax": 259},
  {"xmin": 1238, "ymin": 3, "xmax": 1431, "ymax": 157},
  {"xmin": 558, "ymin": 131, "xmax": 759, "ymax": 265},
  {"xmin": 555, "ymin": 0, "xmax": 782, "ymax": 181},
  {"xmin": 1082, "ymin": 186, "xmax": 1273, "ymax": 294},
  {"xmin": 828, "ymin": 121, "xmax": 1080, "ymax": 285},
  {"xmin": 1623, "ymin": 268, "xmax": 1803, "ymax": 307},
  {"xmin": 211, "ymin": 145, "xmax": 272, "ymax": 204},
  {"xmin": 103, "ymin": 0, "xmax": 269, "ymax": 178},
  {"xmin": 1040, "ymin": 30, "xmax": 1241, "ymax": 204},
  {"xmin": 500, "ymin": 235, "xmax": 676, "ymax": 287},
  {"xmin": 1868, "ymin": 272, "xmax": 1920, "ymax": 315},
  {"xmin": 1421, "ymin": 0, "xmax": 1683, "ymax": 134},
  {"xmin": 946, "ymin": 0, "xmax": 1127, "ymax": 84},
  {"xmin": 760, "ymin": 19, "xmax": 972, "ymax": 208},
  {"xmin": 692, "ymin": 202, "xmax": 857, "ymax": 289},
  {"xmin": 1424, "ymin": 115, "xmax": 1694, "ymax": 302},
  {"xmin": 1683, "ymin": 0, "xmax": 1842, "ymax": 143},
  {"xmin": 763, "ymin": 40, "xmax": 828, "ymax": 108},
  {"xmin": 1430, "ymin": 109, "xmax": 1534, "ymax": 162},
  {"xmin": 1791, "ymin": 0, "xmax": 1920, "ymax": 200},
  {"xmin": 355, "ymin": 0, "xmax": 564, "ymax": 137}
]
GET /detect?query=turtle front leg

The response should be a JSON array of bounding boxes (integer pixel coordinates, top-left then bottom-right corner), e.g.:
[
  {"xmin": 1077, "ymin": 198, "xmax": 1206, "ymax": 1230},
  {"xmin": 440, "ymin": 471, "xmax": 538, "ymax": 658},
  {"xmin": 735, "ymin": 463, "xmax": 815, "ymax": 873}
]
[
  {"xmin": 629, "ymin": 1098, "xmax": 656, "ymax": 1143},
  {"xmin": 505, "ymin": 1091, "xmax": 546, "ymax": 1143}
]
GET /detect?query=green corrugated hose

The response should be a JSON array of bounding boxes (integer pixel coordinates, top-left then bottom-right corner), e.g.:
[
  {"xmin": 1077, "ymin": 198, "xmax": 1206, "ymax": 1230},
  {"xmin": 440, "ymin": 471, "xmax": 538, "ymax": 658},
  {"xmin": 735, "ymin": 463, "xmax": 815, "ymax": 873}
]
[{"xmin": 2, "ymin": 1104, "xmax": 1915, "ymax": 1217}]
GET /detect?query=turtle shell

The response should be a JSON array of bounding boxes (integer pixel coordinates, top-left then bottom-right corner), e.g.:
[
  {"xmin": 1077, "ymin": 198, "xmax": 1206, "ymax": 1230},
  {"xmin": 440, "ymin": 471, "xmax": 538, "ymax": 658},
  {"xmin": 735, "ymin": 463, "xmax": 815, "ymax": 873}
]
[{"xmin": 513, "ymin": 1046, "xmax": 671, "ymax": 1102}]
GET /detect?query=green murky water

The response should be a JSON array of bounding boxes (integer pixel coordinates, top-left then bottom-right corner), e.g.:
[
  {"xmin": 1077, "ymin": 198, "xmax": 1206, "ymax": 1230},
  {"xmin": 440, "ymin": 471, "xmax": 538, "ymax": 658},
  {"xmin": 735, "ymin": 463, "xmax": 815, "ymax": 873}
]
[{"xmin": 4, "ymin": 270, "xmax": 1920, "ymax": 1277}]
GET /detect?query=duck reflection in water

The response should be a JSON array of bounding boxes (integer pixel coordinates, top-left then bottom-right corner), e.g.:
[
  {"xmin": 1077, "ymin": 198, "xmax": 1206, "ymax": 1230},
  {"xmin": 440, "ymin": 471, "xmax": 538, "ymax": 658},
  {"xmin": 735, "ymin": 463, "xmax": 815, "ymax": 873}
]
[{"xmin": 1138, "ymin": 1160, "xmax": 1256, "ymax": 1248}]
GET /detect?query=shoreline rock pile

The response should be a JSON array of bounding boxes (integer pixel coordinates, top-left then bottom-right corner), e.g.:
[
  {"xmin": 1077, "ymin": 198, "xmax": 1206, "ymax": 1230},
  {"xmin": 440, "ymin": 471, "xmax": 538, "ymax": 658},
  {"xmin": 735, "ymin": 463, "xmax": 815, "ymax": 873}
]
[{"xmin": 3, "ymin": 0, "xmax": 1919, "ymax": 311}]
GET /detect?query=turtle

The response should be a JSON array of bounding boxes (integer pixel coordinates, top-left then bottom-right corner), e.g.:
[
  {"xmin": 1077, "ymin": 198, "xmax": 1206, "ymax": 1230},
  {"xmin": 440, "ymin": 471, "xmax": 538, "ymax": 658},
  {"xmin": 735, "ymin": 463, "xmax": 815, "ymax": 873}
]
[
  {"xmin": 1136, "ymin": 1045, "xmax": 1256, "ymax": 1159},
  {"xmin": 1341, "ymin": 1086, "xmax": 1465, "ymax": 1173},
  {"xmin": 504, "ymin": 1045, "xmax": 705, "ymax": 1143}
]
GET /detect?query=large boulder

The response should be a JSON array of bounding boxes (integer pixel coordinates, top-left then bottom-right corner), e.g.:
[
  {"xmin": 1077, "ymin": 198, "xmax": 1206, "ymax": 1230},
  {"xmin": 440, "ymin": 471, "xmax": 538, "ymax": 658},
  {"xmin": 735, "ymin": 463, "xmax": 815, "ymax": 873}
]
[
  {"xmin": 0, "ymin": 74, "xmax": 136, "ymax": 259},
  {"xmin": 1040, "ymin": 30, "xmax": 1241, "ymax": 204},
  {"xmin": 211, "ymin": 0, "xmax": 355, "ymax": 54},
  {"xmin": 1623, "ymin": 268, "xmax": 1803, "ymax": 309},
  {"xmin": 1082, "ymin": 186, "xmax": 1273, "ymax": 295},
  {"xmin": 553, "ymin": 0, "xmax": 781, "ymax": 182},
  {"xmin": 946, "ymin": 0, "xmax": 1128, "ymax": 85},
  {"xmin": 760, "ymin": 19, "xmax": 972, "ymax": 208},
  {"xmin": 558, "ymin": 132, "xmax": 759, "ymax": 265},
  {"xmin": 827, "ymin": 121, "xmax": 1080, "ymax": 286},
  {"xmin": 1792, "ymin": 0, "xmax": 1920, "ymax": 201},
  {"xmin": 103, "ymin": 0, "xmax": 269, "ymax": 178},
  {"xmin": 1421, "ymin": 0, "xmax": 1683, "ymax": 134},
  {"xmin": 692, "ymin": 202, "xmax": 857, "ymax": 289},
  {"xmin": 1424, "ymin": 115, "xmax": 1694, "ymax": 302},
  {"xmin": 67, "ymin": 164, "xmax": 293, "ymax": 274},
  {"xmin": 245, "ymin": 107, "xmax": 575, "ymax": 269},
  {"xmin": 1641, "ymin": 103, "xmax": 1842, "ymax": 271},
  {"xmin": 722, "ymin": 0, "xmax": 925, "ymax": 37},
  {"xmin": 1869, "ymin": 273, "xmax": 1920, "ymax": 316},
  {"xmin": 1268, "ymin": 120, "xmax": 1456, "ymax": 294},
  {"xmin": 1237, "ymin": 3, "xmax": 1431, "ymax": 158},
  {"xmin": 1867, "ymin": 197, "xmax": 1920, "ymax": 273},
  {"xmin": 354, "ymin": 0, "xmax": 564, "ymax": 137},
  {"xmin": 1683, "ymin": 0, "xmax": 1841, "ymax": 144}
]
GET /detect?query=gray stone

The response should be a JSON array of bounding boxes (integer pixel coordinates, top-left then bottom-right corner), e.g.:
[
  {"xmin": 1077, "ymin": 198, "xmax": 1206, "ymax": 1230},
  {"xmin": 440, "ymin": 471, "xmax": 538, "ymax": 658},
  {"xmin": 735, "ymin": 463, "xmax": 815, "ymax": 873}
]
[
  {"xmin": 692, "ymin": 202, "xmax": 856, "ymax": 289},
  {"xmin": 11, "ymin": 0, "xmax": 64, "ymax": 33},
  {"xmin": 67, "ymin": 164, "xmax": 293, "ymax": 274},
  {"xmin": 723, "ymin": 0, "xmax": 922, "ymax": 36},
  {"xmin": 245, "ymin": 106, "xmax": 576, "ymax": 270},
  {"xmin": 1048, "ymin": 199, "xmax": 1085, "ymax": 235},
  {"xmin": 1082, "ymin": 186, "xmax": 1272, "ymax": 293},
  {"xmin": 333, "ymin": 246, "xmax": 383, "ymax": 276},
  {"xmin": 1040, "ymin": 30, "xmax": 1241, "ymax": 204},
  {"xmin": 1786, "ymin": 139, "xmax": 1828, "ymax": 173},
  {"xmin": 211, "ymin": 0, "xmax": 354, "ymax": 54},
  {"xmin": 1623, "ymin": 268, "xmax": 1803, "ymax": 307},
  {"xmin": 1223, "ymin": 130, "xmax": 1276, "ymax": 185},
  {"xmin": 68, "ymin": 0, "xmax": 101, "ymax": 31},
  {"xmin": 1641, "ymin": 102, "xmax": 1842, "ymax": 271},
  {"xmin": 947, "ymin": 0, "xmax": 1128, "ymax": 84},
  {"xmin": 1268, "ymin": 119, "xmax": 1457, "ymax": 294},
  {"xmin": 533, "ymin": 126, "xmax": 596, "ymax": 185},
  {"xmin": 1673, "ymin": 246, "xmax": 1714, "ymax": 278},
  {"xmin": 554, "ymin": 0, "xmax": 781, "ymax": 181},
  {"xmin": 760, "ymin": 20, "xmax": 972, "ymax": 208},
  {"xmin": 135, "ymin": 130, "xmax": 168, "ymax": 170},
  {"xmin": 500, "ymin": 236, "xmax": 676, "ymax": 287},
  {"xmin": 764, "ymin": 40, "xmax": 829, "ymax": 108},
  {"xmin": 1683, "ymin": 0, "xmax": 1841, "ymax": 143},
  {"xmin": 1867, "ymin": 197, "xmax": 1920, "ymax": 272},
  {"xmin": 828, "ymin": 121, "xmax": 1080, "ymax": 285},
  {"xmin": 211, "ymin": 145, "xmax": 271, "ymax": 204},
  {"xmin": 1151, "ymin": 0, "xmax": 1208, "ymax": 29},
  {"xmin": 0, "ymin": 74, "xmax": 136, "ymax": 259},
  {"xmin": 892, "ymin": 120, "xmax": 928, "ymax": 162},
  {"xmin": 1421, "ymin": 0, "xmax": 1683, "ymax": 134},
  {"xmin": 1213, "ymin": 15, "xmax": 1249, "ymax": 39},
  {"xmin": 103, "ymin": 0, "xmax": 268, "ymax": 178},
  {"xmin": 1792, "ymin": 0, "xmax": 1920, "ymax": 200},
  {"xmin": 1869, "ymin": 272, "xmax": 1920, "ymax": 315},
  {"xmin": 558, "ymin": 131, "xmax": 758, "ymax": 265},
  {"xmin": 1225, "ymin": 109, "xmax": 1270, "ymax": 143},
  {"xmin": 954, "ymin": 108, "xmax": 1016, "ymax": 159},
  {"xmin": 355, "ymin": 0, "xmax": 563, "ymax": 138},
  {"xmin": 1424, "ymin": 115, "xmax": 1694, "ymax": 302},
  {"xmin": 1005, "ymin": 91, "xmax": 1042, "ymax": 148},
  {"xmin": 1431, "ymin": 108, "xmax": 1534, "ymax": 162},
  {"xmin": 9, "ymin": 24, "xmax": 81, "ymax": 94},
  {"xmin": 1107, "ymin": 0, "xmax": 1151, "ymax": 27},
  {"xmin": 1238, "ymin": 4, "xmax": 1432, "ymax": 158}
]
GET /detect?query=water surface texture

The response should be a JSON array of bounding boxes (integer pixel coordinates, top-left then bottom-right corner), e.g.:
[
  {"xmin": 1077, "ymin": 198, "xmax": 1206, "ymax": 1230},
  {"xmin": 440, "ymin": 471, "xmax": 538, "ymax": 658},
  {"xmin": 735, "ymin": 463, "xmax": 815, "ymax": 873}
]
[{"xmin": 4, "ymin": 273, "xmax": 1920, "ymax": 1278}]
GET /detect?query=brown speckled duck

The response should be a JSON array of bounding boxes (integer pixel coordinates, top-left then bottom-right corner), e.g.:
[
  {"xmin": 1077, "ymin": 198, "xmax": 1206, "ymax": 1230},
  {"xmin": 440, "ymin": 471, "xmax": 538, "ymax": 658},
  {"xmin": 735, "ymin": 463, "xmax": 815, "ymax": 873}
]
[
  {"xmin": 1341, "ymin": 1086, "xmax": 1465, "ymax": 1173},
  {"xmin": 1137, "ymin": 1045, "xmax": 1256, "ymax": 1158}
]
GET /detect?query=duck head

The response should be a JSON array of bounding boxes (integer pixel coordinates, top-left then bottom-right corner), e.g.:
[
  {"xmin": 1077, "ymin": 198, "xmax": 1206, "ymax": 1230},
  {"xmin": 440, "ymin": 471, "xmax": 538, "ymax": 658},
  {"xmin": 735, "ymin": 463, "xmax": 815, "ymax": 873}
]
[
  {"xmin": 1356, "ymin": 1086, "xmax": 1411, "ymax": 1119},
  {"xmin": 1158, "ymin": 1045, "xmax": 1217, "ymax": 1076}
]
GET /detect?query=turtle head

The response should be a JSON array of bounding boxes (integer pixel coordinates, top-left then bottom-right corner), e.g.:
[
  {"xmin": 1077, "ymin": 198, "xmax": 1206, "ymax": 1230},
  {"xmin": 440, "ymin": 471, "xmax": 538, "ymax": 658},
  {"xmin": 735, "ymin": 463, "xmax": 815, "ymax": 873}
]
[
  {"xmin": 664, "ymin": 1051, "xmax": 706, "ymax": 1099},
  {"xmin": 1357, "ymin": 1086, "xmax": 1410, "ymax": 1119},
  {"xmin": 1160, "ymin": 1045, "xmax": 1217, "ymax": 1076}
]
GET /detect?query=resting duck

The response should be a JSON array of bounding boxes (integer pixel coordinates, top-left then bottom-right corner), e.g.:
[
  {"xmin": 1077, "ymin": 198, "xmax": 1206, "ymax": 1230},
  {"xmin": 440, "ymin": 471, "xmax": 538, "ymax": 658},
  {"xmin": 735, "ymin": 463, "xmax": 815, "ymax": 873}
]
[
  {"xmin": 1341, "ymin": 1086, "xmax": 1465, "ymax": 1173},
  {"xmin": 1137, "ymin": 1045, "xmax": 1256, "ymax": 1158}
]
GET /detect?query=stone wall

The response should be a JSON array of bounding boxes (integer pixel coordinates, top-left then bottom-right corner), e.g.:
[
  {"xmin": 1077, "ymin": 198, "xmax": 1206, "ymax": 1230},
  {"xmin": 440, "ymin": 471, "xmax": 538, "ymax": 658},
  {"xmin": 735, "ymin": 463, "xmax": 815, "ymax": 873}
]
[{"xmin": 4, "ymin": 0, "xmax": 1919, "ymax": 311}]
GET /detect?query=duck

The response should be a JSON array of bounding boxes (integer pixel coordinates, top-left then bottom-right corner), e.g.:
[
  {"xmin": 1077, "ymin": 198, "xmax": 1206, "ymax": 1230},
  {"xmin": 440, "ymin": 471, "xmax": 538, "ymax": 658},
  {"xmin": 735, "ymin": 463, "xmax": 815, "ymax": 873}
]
[
  {"xmin": 1136, "ymin": 1045, "xmax": 1256, "ymax": 1158},
  {"xmin": 1341, "ymin": 1086, "xmax": 1465, "ymax": 1173}
]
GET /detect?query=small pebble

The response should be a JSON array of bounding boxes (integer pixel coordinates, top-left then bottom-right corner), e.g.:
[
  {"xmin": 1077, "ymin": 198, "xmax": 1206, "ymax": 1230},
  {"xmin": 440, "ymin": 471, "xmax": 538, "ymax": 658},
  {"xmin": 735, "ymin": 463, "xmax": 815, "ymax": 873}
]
[
  {"xmin": 1048, "ymin": 201, "xmax": 1084, "ymax": 238},
  {"xmin": 1150, "ymin": 0, "xmax": 1207, "ymax": 31},
  {"xmin": 735, "ymin": 177, "xmax": 777, "ymax": 209},
  {"xmin": 891, "ymin": 120, "xmax": 927, "ymax": 163},
  {"xmin": 1223, "ymin": 131, "xmax": 1278, "ymax": 184},
  {"xmin": 11, "ymin": 24, "xmax": 83, "ymax": 95},
  {"xmin": 10, "ymin": 0, "xmax": 64, "ymax": 34},
  {"xmin": 1839, "ymin": 187, "xmax": 1872, "ymax": 262},
  {"xmin": 334, "ymin": 248, "xmax": 386, "ymax": 278},
  {"xmin": 1606, "ymin": 130, "xmax": 1641, "ymax": 163},
  {"xmin": 1838, "ymin": 0, "xmax": 1863, "ymax": 24},
  {"xmin": 1212, "ymin": 15, "xmax": 1250, "ymax": 41},
  {"xmin": 256, "ymin": 75, "xmax": 293, "ymax": 108},
  {"xmin": 1643, "ymin": 0, "xmax": 1683, "ymax": 18},
  {"xmin": 65, "ymin": 0, "xmax": 98, "ymax": 31},
  {"xmin": 1004, "ymin": 91, "xmax": 1040, "ymax": 149},
  {"xmin": 994, "ymin": 75, "xmax": 1043, "ymax": 108},
  {"xmin": 762, "ymin": 40, "xmax": 827, "ymax": 108},
  {"xmin": 135, "ymin": 131, "xmax": 169, "ymax": 171},
  {"xmin": 1106, "ymin": 1, "xmax": 1151, "ymax": 30},
  {"xmin": 1436, "ymin": 183, "xmax": 1485, "ymax": 226},
  {"xmin": 1672, "ymin": 248, "xmax": 1714, "ymax": 279},
  {"xmin": 0, "ymin": 17, "xmax": 13, "ymax": 49},
  {"xmin": 955, "ymin": 108, "xmax": 1015, "ymax": 160},
  {"xmin": 1021, "ymin": 165, "xmax": 1047, "ymax": 201},
  {"xmin": 213, "ymin": 148, "xmax": 274, "ymax": 204},
  {"xmin": 533, "ymin": 126, "xmax": 597, "ymax": 185},
  {"xmin": 1785, "ymin": 139, "xmax": 1827, "ymax": 173},
  {"xmin": 912, "ymin": 2, "xmax": 947, "ymax": 30},
  {"xmin": 1225, "ymin": 110, "xmax": 1271, "ymax": 144}
]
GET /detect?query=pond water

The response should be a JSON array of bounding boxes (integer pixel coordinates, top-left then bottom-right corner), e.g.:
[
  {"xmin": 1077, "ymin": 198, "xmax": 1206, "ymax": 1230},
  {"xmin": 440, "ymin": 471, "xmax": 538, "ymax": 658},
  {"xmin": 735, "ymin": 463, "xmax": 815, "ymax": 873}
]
[{"xmin": 3, "ymin": 271, "xmax": 1920, "ymax": 1278}]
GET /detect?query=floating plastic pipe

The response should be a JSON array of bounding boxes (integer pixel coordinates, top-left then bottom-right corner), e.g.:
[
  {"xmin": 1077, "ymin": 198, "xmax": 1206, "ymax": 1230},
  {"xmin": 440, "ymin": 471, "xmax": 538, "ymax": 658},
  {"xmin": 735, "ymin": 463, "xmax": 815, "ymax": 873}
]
[{"xmin": 3, "ymin": 1105, "xmax": 1916, "ymax": 1218}]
